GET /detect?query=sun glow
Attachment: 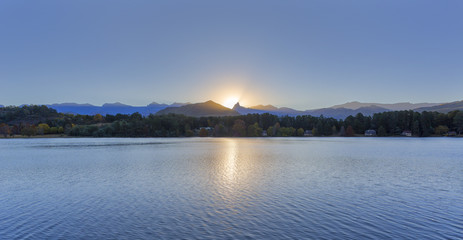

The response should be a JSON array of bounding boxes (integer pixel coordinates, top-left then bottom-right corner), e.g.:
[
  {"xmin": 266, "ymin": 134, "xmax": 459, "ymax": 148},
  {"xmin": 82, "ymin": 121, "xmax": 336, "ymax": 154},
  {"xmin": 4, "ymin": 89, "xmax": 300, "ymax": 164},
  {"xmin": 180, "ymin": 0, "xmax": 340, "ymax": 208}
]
[{"xmin": 224, "ymin": 96, "xmax": 240, "ymax": 109}]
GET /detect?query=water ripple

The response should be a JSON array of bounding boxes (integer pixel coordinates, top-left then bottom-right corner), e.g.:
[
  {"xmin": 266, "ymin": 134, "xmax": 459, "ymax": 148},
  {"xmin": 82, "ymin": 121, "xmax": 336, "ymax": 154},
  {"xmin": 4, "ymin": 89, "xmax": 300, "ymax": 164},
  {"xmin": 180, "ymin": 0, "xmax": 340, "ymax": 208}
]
[{"xmin": 0, "ymin": 138, "xmax": 462, "ymax": 239}]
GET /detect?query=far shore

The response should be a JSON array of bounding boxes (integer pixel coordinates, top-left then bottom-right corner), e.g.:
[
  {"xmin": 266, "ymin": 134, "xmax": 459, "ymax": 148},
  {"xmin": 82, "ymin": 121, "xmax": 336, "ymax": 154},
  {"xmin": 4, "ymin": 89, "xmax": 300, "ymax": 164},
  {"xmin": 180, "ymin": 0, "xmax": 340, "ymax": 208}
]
[
  {"xmin": 0, "ymin": 134, "xmax": 70, "ymax": 139},
  {"xmin": 1, "ymin": 134, "xmax": 461, "ymax": 139}
]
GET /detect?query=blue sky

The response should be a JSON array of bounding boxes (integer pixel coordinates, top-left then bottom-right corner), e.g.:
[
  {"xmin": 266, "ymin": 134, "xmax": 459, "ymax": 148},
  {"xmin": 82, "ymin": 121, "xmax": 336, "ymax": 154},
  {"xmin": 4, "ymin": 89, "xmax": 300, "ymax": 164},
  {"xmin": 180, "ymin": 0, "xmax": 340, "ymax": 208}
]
[{"xmin": 1, "ymin": 0, "xmax": 462, "ymax": 109}]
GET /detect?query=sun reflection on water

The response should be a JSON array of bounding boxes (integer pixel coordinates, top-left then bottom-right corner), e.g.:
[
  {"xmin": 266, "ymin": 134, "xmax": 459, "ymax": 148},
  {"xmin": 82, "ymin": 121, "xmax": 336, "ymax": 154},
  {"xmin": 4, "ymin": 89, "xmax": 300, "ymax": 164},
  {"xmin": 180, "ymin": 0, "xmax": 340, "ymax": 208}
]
[
  {"xmin": 212, "ymin": 138, "xmax": 264, "ymax": 200},
  {"xmin": 223, "ymin": 139, "xmax": 238, "ymax": 184}
]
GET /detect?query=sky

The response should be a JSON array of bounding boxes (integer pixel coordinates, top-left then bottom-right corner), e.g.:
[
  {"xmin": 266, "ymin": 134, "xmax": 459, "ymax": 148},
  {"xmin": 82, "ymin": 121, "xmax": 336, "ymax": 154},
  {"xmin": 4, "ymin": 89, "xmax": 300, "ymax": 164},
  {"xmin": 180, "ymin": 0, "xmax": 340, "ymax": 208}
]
[{"xmin": 1, "ymin": 0, "xmax": 462, "ymax": 110}]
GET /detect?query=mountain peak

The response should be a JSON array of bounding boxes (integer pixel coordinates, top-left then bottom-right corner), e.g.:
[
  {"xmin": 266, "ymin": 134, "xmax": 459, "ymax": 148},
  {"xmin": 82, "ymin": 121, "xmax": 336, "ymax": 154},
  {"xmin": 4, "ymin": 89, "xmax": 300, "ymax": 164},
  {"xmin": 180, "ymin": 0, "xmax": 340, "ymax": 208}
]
[{"xmin": 232, "ymin": 102, "xmax": 241, "ymax": 109}]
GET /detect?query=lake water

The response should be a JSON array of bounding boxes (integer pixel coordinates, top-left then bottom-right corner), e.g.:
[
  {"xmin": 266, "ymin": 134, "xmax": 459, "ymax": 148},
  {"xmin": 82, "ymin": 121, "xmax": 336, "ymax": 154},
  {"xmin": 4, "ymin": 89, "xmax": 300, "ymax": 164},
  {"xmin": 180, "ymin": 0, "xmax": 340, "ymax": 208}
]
[{"xmin": 0, "ymin": 138, "xmax": 462, "ymax": 239}]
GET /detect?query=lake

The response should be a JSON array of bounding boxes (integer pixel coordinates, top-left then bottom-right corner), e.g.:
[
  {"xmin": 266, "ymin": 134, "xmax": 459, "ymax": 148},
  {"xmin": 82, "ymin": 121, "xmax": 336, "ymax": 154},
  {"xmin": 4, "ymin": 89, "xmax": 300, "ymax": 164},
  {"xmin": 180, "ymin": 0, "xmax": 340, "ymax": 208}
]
[{"xmin": 0, "ymin": 138, "xmax": 462, "ymax": 239}]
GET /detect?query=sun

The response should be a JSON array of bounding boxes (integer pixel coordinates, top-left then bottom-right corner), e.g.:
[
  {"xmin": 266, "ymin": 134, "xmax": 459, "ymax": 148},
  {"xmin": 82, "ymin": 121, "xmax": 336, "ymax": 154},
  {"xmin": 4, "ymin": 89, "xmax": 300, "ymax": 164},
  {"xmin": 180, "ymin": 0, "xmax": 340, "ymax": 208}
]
[{"xmin": 224, "ymin": 96, "xmax": 240, "ymax": 109}]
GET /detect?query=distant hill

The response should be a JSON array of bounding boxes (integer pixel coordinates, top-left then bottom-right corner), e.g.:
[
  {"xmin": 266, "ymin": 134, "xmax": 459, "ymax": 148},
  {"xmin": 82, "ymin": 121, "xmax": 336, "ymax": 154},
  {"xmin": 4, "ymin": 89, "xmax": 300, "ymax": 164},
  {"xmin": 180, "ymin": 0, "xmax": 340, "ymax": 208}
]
[
  {"xmin": 247, "ymin": 104, "xmax": 306, "ymax": 116},
  {"xmin": 238, "ymin": 103, "xmax": 391, "ymax": 118},
  {"xmin": 251, "ymin": 104, "xmax": 303, "ymax": 114},
  {"xmin": 102, "ymin": 102, "xmax": 132, "ymax": 107},
  {"xmin": 10, "ymin": 99, "xmax": 461, "ymax": 118},
  {"xmin": 156, "ymin": 100, "xmax": 240, "ymax": 117},
  {"xmin": 250, "ymin": 104, "xmax": 279, "ymax": 111},
  {"xmin": 330, "ymin": 101, "xmax": 440, "ymax": 111},
  {"xmin": 47, "ymin": 102, "xmax": 187, "ymax": 116},
  {"xmin": 305, "ymin": 105, "xmax": 390, "ymax": 119},
  {"xmin": 234, "ymin": 103, "xmax": 306, "ymax": 116},
  {"xmin": 233, "ymin": 103, "xmax": 268, "ymax": 115},
  {"xmin": 415, "ymin": 100, "xmax": 463, "ymax": 113}
]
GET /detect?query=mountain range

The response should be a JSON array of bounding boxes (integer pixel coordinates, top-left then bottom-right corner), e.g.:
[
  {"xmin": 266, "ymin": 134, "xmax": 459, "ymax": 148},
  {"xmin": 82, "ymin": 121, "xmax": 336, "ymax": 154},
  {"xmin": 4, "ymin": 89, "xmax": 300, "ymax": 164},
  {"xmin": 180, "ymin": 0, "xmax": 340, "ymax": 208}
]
[
  {"xmin": 156, "ymin": 101, "xmax": 239, "ymax": 117},
  {"xmin": 329, "ymin": 101, "xmax": 441, "ymax": 111},
  {"xmin": 414, "ymin": 100, "xmax": 463, "ymax": 113},
  {"xmin": 45, "ymin": 102, "xmax": 189, "ymax": 116},
  {"xmin": 3, "ymin": 100, "xmax": 462, "ymax": 118}
]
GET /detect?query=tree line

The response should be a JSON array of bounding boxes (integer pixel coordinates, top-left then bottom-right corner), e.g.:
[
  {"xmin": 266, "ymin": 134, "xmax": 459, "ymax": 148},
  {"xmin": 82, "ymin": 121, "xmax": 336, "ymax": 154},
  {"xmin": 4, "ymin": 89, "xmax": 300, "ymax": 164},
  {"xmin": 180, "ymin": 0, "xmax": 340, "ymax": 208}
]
[{"xmin": 1, "ymin": 105, "xmax": 462, "ymax": 137}]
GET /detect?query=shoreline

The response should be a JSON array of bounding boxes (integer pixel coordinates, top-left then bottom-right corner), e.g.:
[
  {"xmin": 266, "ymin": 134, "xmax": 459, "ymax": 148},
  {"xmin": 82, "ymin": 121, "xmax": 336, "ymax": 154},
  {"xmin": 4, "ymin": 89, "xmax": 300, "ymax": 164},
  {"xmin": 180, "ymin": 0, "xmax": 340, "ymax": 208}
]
[{"xmin": 1, "ymin": 135, "xmax": 461, "ymax": 139}]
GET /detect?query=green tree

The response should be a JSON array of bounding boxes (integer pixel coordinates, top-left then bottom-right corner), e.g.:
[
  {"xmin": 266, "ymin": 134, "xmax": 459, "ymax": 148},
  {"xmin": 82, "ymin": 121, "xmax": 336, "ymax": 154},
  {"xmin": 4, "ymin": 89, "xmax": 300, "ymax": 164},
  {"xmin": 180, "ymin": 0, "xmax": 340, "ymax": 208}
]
[
  {"xmin": 247, "ymin": 123, "xmax": 262, "ymax": 137},
  {"xmin": 434, "ymin": 125, "xmax": 449, "ymax": 136},
  {"xmin": 214, "ymin": 123, "xmax": 227, "ymax": 137},
  {"xmin": 312, "ymin": 127, "xmax": 318, "ymax": 136},
  {"xmin": 278, "ymin": 127, "xmax": 295, "ymax": 137},
  {"xmin": 412, "ymin": 120, "xmax": 420, "ymax": 136},
  {"xmin": 453, "ymin": 111, "xmax": 463, "ymax": 135},
  {"xmin": 267, "ymin": 126, "xmax": 274, "ymax": 137},
  {"xmin": 353, "ymin": 113, "xmax": 366, "ymax": 134},
  {"xmin": 297, "ymin": 128, "xmax": 304, "ymax": 136},
  {"xmin": 377, "ymin": 126, "xmax": 387, "ymax": 136},
  {"xmin": 273, "ymin": 122, "xmax": 281, "ymax": 136},
  {"xmin": 49, "ymin": 127, "xmax": 58, "ymax": 134}
]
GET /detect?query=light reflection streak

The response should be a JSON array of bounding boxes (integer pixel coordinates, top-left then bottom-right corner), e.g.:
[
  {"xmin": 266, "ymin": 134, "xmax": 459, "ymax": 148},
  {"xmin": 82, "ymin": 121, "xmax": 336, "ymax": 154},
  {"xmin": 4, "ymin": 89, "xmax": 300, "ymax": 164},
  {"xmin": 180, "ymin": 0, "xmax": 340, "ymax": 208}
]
[{"xmin": 223, "ymin": 139, "xmax": 238, "ymax": 185}]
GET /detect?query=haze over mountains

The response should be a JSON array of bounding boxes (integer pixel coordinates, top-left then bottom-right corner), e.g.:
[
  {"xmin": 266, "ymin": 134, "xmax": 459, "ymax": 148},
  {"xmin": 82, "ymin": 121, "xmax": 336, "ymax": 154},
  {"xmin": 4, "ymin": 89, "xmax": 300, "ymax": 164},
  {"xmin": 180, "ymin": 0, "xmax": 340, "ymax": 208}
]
[
  {"xmin": 231, "ymin": 102, "xmax": 446, "ymax": 119},
  {"xmin": 45, "ymin": 102, "xmax": 189, "ymax": 116},
  {"xmin": 329, "ymin": 101, "xmax": 441, "ymax": 111},
  {"xmin": 415, "ymin": 100, "xmax": 463, "ymax": 113},
  {"xmin": 3, "ymin": 100, "xmax": 462, "ymax": 118}
]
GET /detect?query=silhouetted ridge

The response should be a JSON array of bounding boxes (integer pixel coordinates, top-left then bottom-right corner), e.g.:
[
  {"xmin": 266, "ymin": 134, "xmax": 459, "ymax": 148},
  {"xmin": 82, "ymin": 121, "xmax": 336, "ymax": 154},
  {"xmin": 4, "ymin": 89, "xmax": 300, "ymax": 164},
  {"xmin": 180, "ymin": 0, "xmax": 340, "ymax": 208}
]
[
  {"xmin": 415, "ymin": 100, "xmax": 463, "ymax": 113},
  {"xmin": 156, "ymin": 101, "xmax": 240, "ymax": 117}
]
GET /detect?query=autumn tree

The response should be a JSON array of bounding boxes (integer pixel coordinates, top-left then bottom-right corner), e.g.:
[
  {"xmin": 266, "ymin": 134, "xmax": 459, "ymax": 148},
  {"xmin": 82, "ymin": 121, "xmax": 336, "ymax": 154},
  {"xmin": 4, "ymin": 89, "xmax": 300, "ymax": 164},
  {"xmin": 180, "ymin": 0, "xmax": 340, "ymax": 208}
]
[
  {"xmin": 331, "ymin": 126, "xmax": 338, "ymax": 136},
  {"xmin": 93, "ymin": 114, "xmax": 104, "ymax": 123},
  {"xmin": 0, "ymin": 123, "xmax": 10, "ymax": 137},
  {"xmin": 37, "ymin": 123, "xmax": 50, "ymax": 135},
  {"xmin": 339, "ymin": 126, "xmax": 345, "ymax": 136},
  {"xmin": 198, "ymin": 128, "xmax": 208, "ymax": 137},
  {"xmin": 345, "ymin": 125, "xmax": 355, "ymax": 137},
  {"xmin": 232, "ymin": 119, "xmax": 246, "ymax": 137},
  {"xmin": 21, "ymin": 124, "xmax": 37, "ymax": 137}
]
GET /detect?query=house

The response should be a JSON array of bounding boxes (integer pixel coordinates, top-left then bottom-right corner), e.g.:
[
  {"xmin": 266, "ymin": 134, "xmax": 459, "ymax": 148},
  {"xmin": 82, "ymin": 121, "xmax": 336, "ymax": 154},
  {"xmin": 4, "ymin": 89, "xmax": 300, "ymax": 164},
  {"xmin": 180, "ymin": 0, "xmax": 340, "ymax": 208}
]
[
  {"xmin": 304, "ymin": 130, "xmax": 313, "ymax": 137},
  {"xmin": 195, "ymin": 127, "xmax": 214, "ymax": 136},
  {"xmin": 447, "ymin": 131, "xmax": 457, "ymax": 136},
  {"xmin": 262, "ymin": 130, "xmax": 267, "ymax": 137},
  {"xmin": 364, "ymin": 129, "xmax": 376, "ymax": 136},
  {"xmin": 401, "ymin": 130, "xmax": 412, "ymax": 137}
]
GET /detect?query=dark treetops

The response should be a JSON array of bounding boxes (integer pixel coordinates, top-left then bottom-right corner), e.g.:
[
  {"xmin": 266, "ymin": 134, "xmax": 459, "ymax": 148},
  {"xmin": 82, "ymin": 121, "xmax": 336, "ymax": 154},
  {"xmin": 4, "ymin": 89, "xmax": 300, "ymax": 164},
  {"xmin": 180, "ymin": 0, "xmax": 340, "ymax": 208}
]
[{"xmin": 1, "ymin": 105, "xmax": 462, "ymax": 138}]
